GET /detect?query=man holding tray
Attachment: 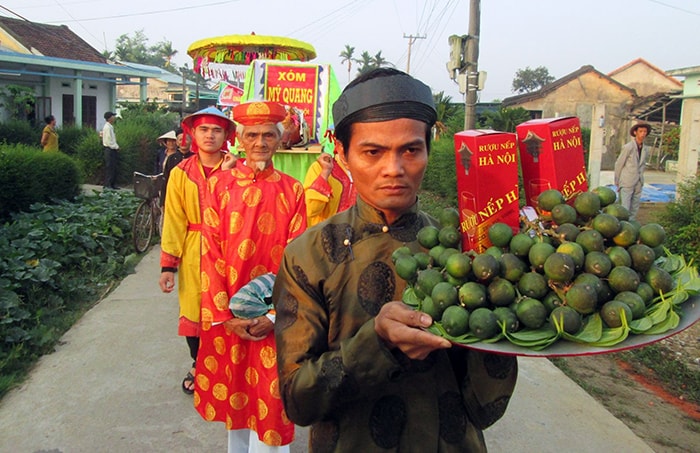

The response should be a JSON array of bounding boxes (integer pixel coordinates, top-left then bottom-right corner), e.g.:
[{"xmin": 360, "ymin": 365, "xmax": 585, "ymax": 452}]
[{"xmin": 273, "ymin": 68, "xmax": 518, "ymax": 452}]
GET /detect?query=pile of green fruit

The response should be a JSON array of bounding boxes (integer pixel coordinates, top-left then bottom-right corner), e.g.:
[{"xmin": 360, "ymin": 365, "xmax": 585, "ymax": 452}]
[{"xmin": 395, "ymin": 187, "xmax": 700, "ymax": 351}]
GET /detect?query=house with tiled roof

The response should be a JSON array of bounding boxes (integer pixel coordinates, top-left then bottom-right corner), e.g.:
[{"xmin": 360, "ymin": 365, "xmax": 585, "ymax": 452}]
[
  {"xmin": 115, "ymin": 61, "xmax": 218, "ymax": 114},
  {"xmin": 0, "ymin": 16, "xmax": 155, "ymax": 128},
  {"xmin": 502, "ymin": 62, "xmax": 683, "ymax": 170}
]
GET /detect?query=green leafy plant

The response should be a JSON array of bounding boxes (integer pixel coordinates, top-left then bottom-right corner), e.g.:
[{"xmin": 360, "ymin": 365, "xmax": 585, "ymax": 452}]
[
  {"xmin": 0, "ymin": 191, "xmax": 140, "ymax": 397},
  {"xmin": 656, "ymin": 177, "xmax": 700, "ymax": 265},
  {"xmin": 422, "ymin": 138, "xmax": 457, "ymax": 207},
  {"xmin": 661, "ymin": 126, "xmax": 680, "ymax": 159},
  {"xmin": 0, "ymin": 85, "xmax": 35, "ymax": 121},
  {"xmin": 479, "ymin": 106, "xmax": 531, "ymax": 133}
]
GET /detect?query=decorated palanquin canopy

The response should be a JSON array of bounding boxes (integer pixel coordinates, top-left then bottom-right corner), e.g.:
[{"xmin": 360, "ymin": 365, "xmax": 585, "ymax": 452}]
[{"xmin": 187, "ymin": 33, "xmax": 317, "ymax": 77}]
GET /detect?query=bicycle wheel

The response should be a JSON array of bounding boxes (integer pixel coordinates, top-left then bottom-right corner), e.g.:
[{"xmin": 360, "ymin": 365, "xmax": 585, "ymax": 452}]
[
  {"xmin": 133, "ymin": 200, "xmax": 154, "ymax": 253},
  {"xmin": 153, "ymin": 200, "xmax": 163, "ymax": 238}
]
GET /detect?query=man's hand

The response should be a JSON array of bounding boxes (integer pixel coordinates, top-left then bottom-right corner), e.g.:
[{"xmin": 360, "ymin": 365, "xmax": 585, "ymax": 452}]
[
  {"xmin": 375, "ymin": 301, "xmax": 451, "ymax": 360},
  {"xmin": 317, "ymin": 153, "xmax": 333, "ymax": 179},
  {"xmin": 222, "ymin": 152, "xmax": 239, "ymax": 171},
  {"xmin": 159, "ymin": 272, "xmax": 175, "ymax": 293},
  {"xmin": 223, "ymin": 317, "xmax": 269, "ymax": 341},
  {"xmin": 247, "ymin": 315, "xmax": 274, "ymax": 338}
]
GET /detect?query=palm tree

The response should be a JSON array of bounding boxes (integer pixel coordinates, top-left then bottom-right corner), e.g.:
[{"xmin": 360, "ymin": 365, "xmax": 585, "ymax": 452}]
[
  {"xmin": 481, "ymin": 107, "xmax": 531, "ymax": 133},
  {"xmin": 158, "ymin": 40, "xmax": 178, "ymax": 68},
  {"xmin": 339, "ymin": 45, "xmax": 355, "ymax": 83},
  {"xmin": 433, "ymin": 91, "xmax": 461, "ymax": 140},
  {"xmin": 372, "ymin": 51, "xmax": 392, "ymax": 69},
  {"xmin": 355, "ymin": 51, "xmax": 375, "ymax": 76}
]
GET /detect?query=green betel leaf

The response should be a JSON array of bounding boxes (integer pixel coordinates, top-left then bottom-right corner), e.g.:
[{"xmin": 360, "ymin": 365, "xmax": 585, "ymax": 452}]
[
  {"xmin": 590, "ymin": 311, "xmax": 631, "ymax": 347},
  {"xmin": 645, "ymin": 298, "xmax": 671, "ymax": 325},
  {"xmin": 660, "ymin": 255, "xmax": 683, "ymax": 273},
  {"xmin": 589, "ymin": 325, "xmax": 629, "ymax": 347},
  {"xmin": 427, "ymin": 324, "xmax": 443, "ymax": 336},
  {"xmin": 629, "ymin": 316, "xmax": 654, "ymax": 334},
  {"xmin": 644, "ymin": 310, "xmax": 680, "ymax": 335},
  {"xmin": 481, "ymin": 333, "xmax": 505, "ymax": 344},
  {"xmin": 562, "ymin": 313, "xmax": 603, "ymax": 344},
  {"xmin": 504, "ymin": 326, "xmax": 559, "ymax": 348},
  {"xmin": 526, "ymin": 335, "xmax": 561, "ymax": 351},
  {"xmin": 669, "ymin": 291, "xmax": 689, "ymax": 306}
]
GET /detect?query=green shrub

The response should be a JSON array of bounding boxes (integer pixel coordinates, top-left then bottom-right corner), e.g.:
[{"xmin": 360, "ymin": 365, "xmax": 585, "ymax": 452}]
[
  {"xmin": 656, "ymin": 177, "xmax": 700, "ymax": 266},
  {"xmin": 581, "ymin": 127, "xmax": 591, "ymax": 172},
  {"xmin": 661, "ymin": 126, "xmax": 680, "ymax": 159},
  {"xmin": 2, "ymin": 105, "xmax": 179, "ymax": 186},
  {"xmin": 56, "ymin": 124, "xmax": 93, "ymax": 156},
  {"xmin": 72, "ymin": 132, "xmax": 103, "ymax": 184},
  {"xmin": 0, "ymin": 120, "xmax": 36, "ymax": 146},
  {"xmin": 115, "ymin": 107, "xmax": 180, "ymax": 176},
  {"xmin": 0, "ymin": 145, "xmax": 81, "ymax": 219},
  {"xmin": 423, "ymin": 138, "xmax": 458, "ymax": 207}
]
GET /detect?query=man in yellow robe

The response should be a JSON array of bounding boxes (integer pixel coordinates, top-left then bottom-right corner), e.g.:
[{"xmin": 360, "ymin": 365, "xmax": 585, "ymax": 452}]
[{"xmin": 159, "ymin": 107, "xmax": 236, "ymax": 395}]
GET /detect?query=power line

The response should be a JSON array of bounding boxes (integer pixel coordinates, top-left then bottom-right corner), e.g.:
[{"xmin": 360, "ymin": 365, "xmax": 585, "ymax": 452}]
[
  {"xmin": 41, "ymin": 0, "xmax": 240, "ymax": 23},
  {"xmin": 51, "ymin": 0, "xmax": 102, "ymax": 48},
  {"xmin": 647, "ymin": 0, "xmax": 700, "ymax": 16},
  {"xmin": 0, "ymin": 4, "xmax": 29, "ymax": 20}
]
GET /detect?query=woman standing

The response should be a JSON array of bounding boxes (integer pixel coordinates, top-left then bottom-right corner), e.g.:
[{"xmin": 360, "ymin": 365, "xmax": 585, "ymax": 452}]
[{"xmin": 40, "ymin": 115, "xmax": 59, "ymax": 152}]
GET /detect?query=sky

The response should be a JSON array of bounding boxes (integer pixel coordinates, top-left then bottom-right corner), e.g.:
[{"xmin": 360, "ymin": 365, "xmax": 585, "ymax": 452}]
[{"xmin": 1, "ymin": 0, "xmax": 699, "ymax": 102}]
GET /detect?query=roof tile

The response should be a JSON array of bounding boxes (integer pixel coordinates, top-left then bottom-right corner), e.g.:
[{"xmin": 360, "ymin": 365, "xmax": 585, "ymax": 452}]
[{"xmin": 0, "ymin": 16, "xmax": 105, "ymax": 63}]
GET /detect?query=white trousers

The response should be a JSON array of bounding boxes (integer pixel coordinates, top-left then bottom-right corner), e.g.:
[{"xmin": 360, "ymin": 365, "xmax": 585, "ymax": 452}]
[{"xmin": 227, "ymin": 429, "xmax": 290, "ymax": 453}]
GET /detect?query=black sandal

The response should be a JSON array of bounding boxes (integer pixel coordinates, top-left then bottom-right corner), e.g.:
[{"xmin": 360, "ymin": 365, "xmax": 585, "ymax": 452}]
[{"xmin": 181, "ymin": 371, "xmax": 195, "ymax": 395}]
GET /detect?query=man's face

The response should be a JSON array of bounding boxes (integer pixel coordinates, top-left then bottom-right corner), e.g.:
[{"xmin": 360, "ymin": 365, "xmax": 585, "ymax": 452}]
[
  {"xmin": 164, "ymin": 138, "xmax": 177, "ymax": 151},
  {"xmin": 238, "ymin": 123, "xmax": 281, "ymax": 169},
  {"xmin": 193, "ymin": 122, "xmax": 227, "ymax": 155},
  {"xmin": 634, "ymin": 127, "xmax": 648, "ymax": 143},
  {"xmin": 338, "ymin": 118, "xmax": 428, "ymax": 225},
  {"xmin": 177, "ymin": 133, "xmax": 192, "ymax": 152}
]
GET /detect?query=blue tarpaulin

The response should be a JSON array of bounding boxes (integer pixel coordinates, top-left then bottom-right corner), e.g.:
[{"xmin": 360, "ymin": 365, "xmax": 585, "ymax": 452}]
[{"xmin": 606, "ymin": 184, "xmax": 676, "ymax": 203}]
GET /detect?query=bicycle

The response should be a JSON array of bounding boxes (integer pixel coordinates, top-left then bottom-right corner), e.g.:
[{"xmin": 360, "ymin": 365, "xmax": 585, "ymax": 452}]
[{"xmin": 132, "ymin": 172, "xmax": 164, "ymax": 253}]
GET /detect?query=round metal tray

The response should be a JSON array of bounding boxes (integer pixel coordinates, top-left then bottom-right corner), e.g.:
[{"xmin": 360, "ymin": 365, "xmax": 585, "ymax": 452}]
[{"xmin": 453, "ymin": 296, "xmax": 700, "ymax": 357}]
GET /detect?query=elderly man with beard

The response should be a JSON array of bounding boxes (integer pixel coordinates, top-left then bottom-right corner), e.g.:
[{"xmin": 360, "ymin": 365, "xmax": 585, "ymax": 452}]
[{"xmin": 196, "ymin": 101, "xmax": 307, "ymax": 453}]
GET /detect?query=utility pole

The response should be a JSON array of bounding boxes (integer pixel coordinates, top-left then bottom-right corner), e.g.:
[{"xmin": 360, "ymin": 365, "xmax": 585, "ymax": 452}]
[
  {"xmin": 403, "ymin": 33, "xmax": 426, "ymax": 74},
  {"xmin": 464, "ymin": 0, "xmax": 480, "ymax": 130},
  {"xmin": 181, "ymin": 69, "xmax": 186, "ymax": 119}
]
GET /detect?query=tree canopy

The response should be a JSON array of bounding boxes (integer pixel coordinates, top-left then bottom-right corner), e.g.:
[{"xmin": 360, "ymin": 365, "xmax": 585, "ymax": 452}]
[
  {"xmin": 339, "ymin": 46, "xmax": 394, "ymax": 77},
  {"xmin": 103, "ymin": 30, "xmax": 202, "ymax": 82},
  {"xmin": 511, "ymin": 66, "xmax": 555, "ymax": 94}
]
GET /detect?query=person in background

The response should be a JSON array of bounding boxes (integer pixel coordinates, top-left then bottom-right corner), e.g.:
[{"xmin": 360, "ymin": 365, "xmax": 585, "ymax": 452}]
[
  {"xmin": 303, "ymin": 149, "xmax": 356, "ymax": 226},
  {"xmin": 273, "ymin": 68, "xmax": 518, "ymax": 452},
  {"xmin": 196, "ymin": 100, "xmax": 306, "ymax": 453},
  {"xmin": 158, "ymin": 107, "xmax": 236, "ymax": 396},
  {"xmin": 102, "ymin": 111, "xmax": 119, "ymax": 189},
  {"xmin": 176, "ymin": 126, "xmax": 193, "ymax": 159},
  {"xmin": 157, "ymin": 130, "xmax": 179, "ymax": 208},
  {"xmin": 158, "ymin": 130, "xmax": 179, "ymax": 172},
  {"xmin": 614, "ymin": 122, "xmax": 651, "ymax": 220},
  {"xmin": 40, "ymin": 115, "xmax": 59, "ymax": 152}
]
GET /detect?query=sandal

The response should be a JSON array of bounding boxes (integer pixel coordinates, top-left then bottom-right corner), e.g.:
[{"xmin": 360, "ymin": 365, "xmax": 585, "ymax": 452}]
[{"xmin": 181, "ymin": 371, "xmax": 195, "ymax": 395}]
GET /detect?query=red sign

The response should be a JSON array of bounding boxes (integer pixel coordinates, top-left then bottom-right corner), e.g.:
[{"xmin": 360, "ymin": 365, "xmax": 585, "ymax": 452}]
[
  {"xmin": 264, "ymin": 64, "xmax": 319, "ymax": 139},
  {"xmin": 454, "ymin": 130, "xmax": 520, "ymax": 253},
  {"xmin": 516, "ymin": 117, "xmax": 588, "ymax": 207},
  {"xmin": 218, "ymin": 83, "xmax": 244, "ymax": 106}
]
